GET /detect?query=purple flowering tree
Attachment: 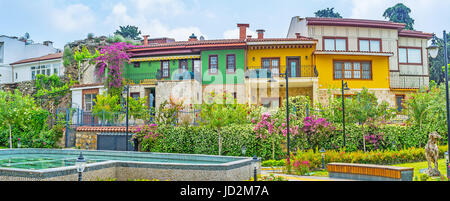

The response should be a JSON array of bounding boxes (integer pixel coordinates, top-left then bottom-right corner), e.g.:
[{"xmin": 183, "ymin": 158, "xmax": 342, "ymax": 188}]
[
  {"xmin": 302, "ymin": 116, "xmax": 335, "ymax": 151},
  {"xmin": 94, "ymin": 42, "xmax": 134, "ymax": 96}
]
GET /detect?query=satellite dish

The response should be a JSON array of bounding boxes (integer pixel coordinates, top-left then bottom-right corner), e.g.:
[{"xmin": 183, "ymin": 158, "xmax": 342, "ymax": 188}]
[
  {"xmin": 199, "ymin": 36, "xmax": 205, "ymax": 41},
  {"xmin": 24, "ymin": 32, "xmax": 30, "ymax": 39}
]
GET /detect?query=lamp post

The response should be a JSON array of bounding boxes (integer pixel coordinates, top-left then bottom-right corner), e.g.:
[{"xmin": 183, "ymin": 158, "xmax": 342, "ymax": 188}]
[
  {"xmin": 320, "ymin": 148, "xmax": 326, "ymax": 170},
  {"xmin": 253, "ymin": 155, "xmax": 258, "ymax": 182},
  {"xmin": 341, "ymin": 80, "xmax": 350, "ymax": 148},
  {"xmin": 75, "ymin": 152, "xmax": 86, "ymax": 181},
  {"xmin": 122, "ymin": 84, "xmax": 130, "ymax": 151},
  {"xmin": 427, "ymin": 31, "xmax": 449, "ymax": 179}
]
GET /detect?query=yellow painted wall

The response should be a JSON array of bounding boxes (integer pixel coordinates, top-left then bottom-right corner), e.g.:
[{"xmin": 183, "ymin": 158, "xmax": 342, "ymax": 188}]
[
  {"xmin": 315, "ymin": 55, "xmax": 390, "ymax": 89},
  {"xmin": 247, "ymin": 47, "xmax": 316, "ymax": 72}
]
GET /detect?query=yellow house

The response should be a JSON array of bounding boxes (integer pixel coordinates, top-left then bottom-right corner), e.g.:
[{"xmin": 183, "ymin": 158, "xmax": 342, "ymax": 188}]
[
  {"xmin": 244, "ymin": 31, "xmax": 318, "ymax": 110},
  {"xmin": 287, "ymin": 17, "xmax": 432, "ymax": 109}
]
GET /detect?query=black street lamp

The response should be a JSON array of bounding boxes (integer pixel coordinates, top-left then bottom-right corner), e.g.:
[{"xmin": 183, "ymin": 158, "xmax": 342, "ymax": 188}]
[
  {"xmin": 253, "ymin": 155, "xmax": 258, "ymax": 182},
  {"xmin": 320, "ymin": 148, "xmax": 326, "ymax": 170},
  {"xmin": 427, "ymin": 31, "xmax": 449, "ymax": 179},
  {"xmin": 75, "ymin": 152, "xmax": 86, "ymax": 181},
  {"xmin": 341, "ymin": 80, "xmax": 350, "ymax": 148},
  {"xmin": 122, "ymin": 84, "xmax": 130, "ymax": 151}
]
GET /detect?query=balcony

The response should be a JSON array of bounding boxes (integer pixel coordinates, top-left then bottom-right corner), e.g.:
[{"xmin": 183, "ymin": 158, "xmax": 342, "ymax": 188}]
[
  {"xmin": 245, "ymin": 65, "xmax": 318, "ymax": 79},
  {"xmin": 123, "ymin": 70, "xmax": 197, "ymax": 85},
  {"xmin": 390, "ymin": 75, "xmax": 428, "ymax": 89}
]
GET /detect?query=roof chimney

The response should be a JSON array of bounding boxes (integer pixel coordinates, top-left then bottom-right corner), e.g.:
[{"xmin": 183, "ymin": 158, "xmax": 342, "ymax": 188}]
[
  {"xmin": 143, "ymin": 35, "xmax": 150, "ymax": 46},
  {"xmin": 188, "ymin": 33, "xmax": 198, "ymax": 42},
  {"xmin": 256, "ymin": 29, "xmax": 265, "ymax": 39},
  {"xmin": 237, "ymin": 23, "xmax": 250, "ymax": 40},
  {"xmin": 295, "ymin": 33, "xmax": 301, "ymax": 39},
  {"xmin": 43, "ymin": 41, "xmax": 53, "ymax": 47}
]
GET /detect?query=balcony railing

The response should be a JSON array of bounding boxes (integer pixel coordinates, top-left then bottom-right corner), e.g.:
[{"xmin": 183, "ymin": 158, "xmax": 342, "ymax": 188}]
[
  {"xmin": 123, "ymin": 71, "xmax": 197, "ymax": 84},
  {"xmin": 390, "ymin": 76, "xmax": 428, "ymax": 89},
  {"xmin": 245, "ymin": 65, "xmax": 318, "ymax": 79}
]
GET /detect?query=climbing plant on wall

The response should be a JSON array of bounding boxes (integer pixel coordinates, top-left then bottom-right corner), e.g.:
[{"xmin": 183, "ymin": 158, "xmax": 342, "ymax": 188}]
[{"xmin": 94, "ymin": 42, "xmax": 134, "ymax": 96}]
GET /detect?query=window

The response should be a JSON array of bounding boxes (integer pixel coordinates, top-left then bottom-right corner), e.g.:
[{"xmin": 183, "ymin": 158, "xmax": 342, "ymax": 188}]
[
  {"xmin": 179, "ymin": 60, "xmax": 189, "ymax": 73},
  {"xmin": 31, "ymin": 65, "xmax": 52, "ymax": 80},
  {"xmin": 133, "ymin": 62, "xmax": 140, "ymax": 68},
  {"xmin": 209, "ymin": 55, "xmax": 218, "ymax": 74},
  {"xmin": 84, "ymin": 94, "xmax": 97, "ymax": 112},
  {"xmin": 261, "ymin": 58, "xmax": 280, "ymax": 77},
  {"xmin": 15, "ymin": 73, "xmax": 18, "ymax": 81},
  {"xmin": 396, "ymin": 95, "xmax": 405, "ymax": 112},
  {"xmin": 399, "ymin": 47, "xmax": 422, "ymax": 64},
  {"xmin": 161, "ymin": 61, "xmax": 170, "ymax": 78},
  {"xmin": 226, "ymin": 54, "xmax": 236, "ymax": 73},
  {"xmin": 324, "ymin": 37, "xmax": 347, "ymax": 51},
  {"xmin": 359, "ymin": 39, "xmax": 381, "ymax": 52},
  {"xmin": 333, "ymin": 61, "xmax": 371, "ymax": 80},
  {"xmin": 130, "ymin": 92, "xmax": 140, "ymax": 101},
  {"xmin": 193, "ymin": 59, "xmax": 201, "ymax": 73},
  {"xmin": 0, "ymin": 42, "xmax": 4, "ymax": 63}
]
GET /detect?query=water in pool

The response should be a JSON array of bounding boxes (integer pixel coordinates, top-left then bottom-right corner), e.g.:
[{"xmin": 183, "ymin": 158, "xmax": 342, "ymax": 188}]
[{"xmin": 0, "ymin": 153, "xmax": 226, "ymax": 170}]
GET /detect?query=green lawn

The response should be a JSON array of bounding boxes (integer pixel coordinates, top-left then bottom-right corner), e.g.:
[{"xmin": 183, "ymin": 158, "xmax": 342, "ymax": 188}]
[{"xmin": 392, "ymin": 159, "xmax": 448, "ymax": 181}]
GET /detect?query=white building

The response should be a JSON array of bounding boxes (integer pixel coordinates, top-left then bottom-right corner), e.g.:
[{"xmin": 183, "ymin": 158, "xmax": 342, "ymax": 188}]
[
  {"xmin": 0, "ymin": 35, "xmax": 60, "ymax": 83},
  {"xmin": 10, "ymin": 52, "xmax": 64, "ymax": 82}
]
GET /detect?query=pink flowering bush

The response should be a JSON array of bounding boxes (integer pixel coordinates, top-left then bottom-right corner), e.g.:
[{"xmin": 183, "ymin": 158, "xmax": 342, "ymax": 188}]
[{"xmin": 132, "ymin": 124, "xmax": 160, "ymax": 151}]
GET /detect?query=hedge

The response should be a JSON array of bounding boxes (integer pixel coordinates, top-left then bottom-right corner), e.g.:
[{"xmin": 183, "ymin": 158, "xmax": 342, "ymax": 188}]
[{"xmin": 144, "ymin": 124, "xmax": 285, "ymax": 160}]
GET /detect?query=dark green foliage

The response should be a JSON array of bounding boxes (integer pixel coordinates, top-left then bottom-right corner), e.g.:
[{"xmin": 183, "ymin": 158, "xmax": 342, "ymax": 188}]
[
  {"xmin": 146, "ymin": 124, "xmax": 284, "ymax": 160},
  {"xmin": 383, "ymin": 3, "xmax": 415, "ymax": 30},
  {"xmin": 314, "ymin": 8, "xmax": 342, "ymax": 18},
  {"xmin": 114, "ymin": 25, "xmax": 142, "ymax": 40}
]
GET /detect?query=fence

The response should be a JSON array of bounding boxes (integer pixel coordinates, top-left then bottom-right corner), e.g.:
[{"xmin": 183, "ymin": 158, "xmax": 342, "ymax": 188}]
[{"xmin": 246, "ymin": 65, "xmax": 318, "ymax": 79}]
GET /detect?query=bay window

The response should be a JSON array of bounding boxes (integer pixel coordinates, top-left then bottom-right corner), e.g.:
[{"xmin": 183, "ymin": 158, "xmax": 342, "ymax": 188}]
[{"xmin": 399, "ymin": 47, "xmax": 422, "ymax": 64}]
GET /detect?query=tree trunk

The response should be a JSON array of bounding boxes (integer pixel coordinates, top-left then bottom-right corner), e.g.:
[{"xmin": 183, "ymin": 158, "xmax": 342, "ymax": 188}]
[
  {"xmin": 9, "ymin": 124, "xmax": 12, "ymax": 149},
  {"xmin": 218, "ymin": 130, "xmax": 222, "ymax": 156},
  {"xmin": 272, "ymin": 135, "xmax": 275, "ymax": 160}
]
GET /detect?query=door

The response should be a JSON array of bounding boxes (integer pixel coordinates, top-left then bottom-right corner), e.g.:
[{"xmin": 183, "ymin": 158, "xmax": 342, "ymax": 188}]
[
  {"xmin": 192, "ymin": 59, "xmax": 201, "ymax": 81},
  {"xmin": 287, "ymin": 58, "xmax": 300, "ymax": 78},
  {"xmin": 396, "ymin": 95, "xmax": 405, "ymax": 112}
]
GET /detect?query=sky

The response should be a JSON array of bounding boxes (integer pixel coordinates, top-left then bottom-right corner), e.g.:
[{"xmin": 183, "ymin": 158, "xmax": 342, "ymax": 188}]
[{"xmin": 1, "ymin": 0, "xmax": 449, "ymax": 49}]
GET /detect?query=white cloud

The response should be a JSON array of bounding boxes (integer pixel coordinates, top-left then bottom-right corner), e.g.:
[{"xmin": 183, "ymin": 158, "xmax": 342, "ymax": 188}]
[
  {"xmin": 223, "ymin": 28, "xmax": 257, "ymax": 39},
  {"xmin": 105, "ymin": 2, "xmax": 207, "ymax": 41},
  {"xmin": 130, "ymin": 0, "xmax": 185, "ymax": 16},
  {"xmin": 50, "ymin": 4, "xmax": 96, "ymax": 32},
  {"xmin": 349, "ymin": 0, "xmax": 450, "ymax": 35}
]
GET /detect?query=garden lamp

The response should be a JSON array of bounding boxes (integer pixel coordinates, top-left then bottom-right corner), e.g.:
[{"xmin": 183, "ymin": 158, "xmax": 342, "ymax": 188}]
[
  {"xmin": 427, "ymin": 35, "xmax": 439, "ymax": 59},
  {"xmin": 341, "ymin": 80, "xmax": 350, "ymax": 148},
  {"xmin": 429, "ymin": 31, "xmax": 449, "ymax": 179},
  {"xmin": 253, "ymin": 155, "xmax": 258, "ymax": 182},
  {"xmin": 17, "ymin": 138, "xmax": 21, "ymax": 148},
  {"xmin": 241, "ymin": 145, "xmax": 247, "ymax": 156},
  {"xmin": 76, "ymin": 152, "xmax": 86, "ymax": 181},
  {"xmin": 320, "ymin": 148, "xmax": 326, "ymax": 170}
]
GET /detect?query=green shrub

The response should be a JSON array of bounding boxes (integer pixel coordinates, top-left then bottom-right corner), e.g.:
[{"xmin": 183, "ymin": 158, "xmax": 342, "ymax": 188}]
[
  {"xmin": 142, "ymin": 124, "xmax": 284, "ymax": 160},
  {"xmin": 291, "ymin": 145, "xmax": 447, "ymax": 170}
]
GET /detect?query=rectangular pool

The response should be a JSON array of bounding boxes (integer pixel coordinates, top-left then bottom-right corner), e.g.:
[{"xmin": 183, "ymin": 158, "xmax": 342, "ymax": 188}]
[{"xmin": 0, "ymin": 149, "xmax": 258, "ymax": 181}]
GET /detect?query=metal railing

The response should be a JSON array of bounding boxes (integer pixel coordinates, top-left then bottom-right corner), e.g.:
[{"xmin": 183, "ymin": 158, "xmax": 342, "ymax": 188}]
[
  {"xmin": 246, "ymin": 65, "xmax": 318, "ymax": 78},
  {"xmin": 123, "ymin": 71, "xmax": 197, "ymax": 84},
  {"xmin": 390, "ymin": 76, "xmax": 428, "ymax": 89}
]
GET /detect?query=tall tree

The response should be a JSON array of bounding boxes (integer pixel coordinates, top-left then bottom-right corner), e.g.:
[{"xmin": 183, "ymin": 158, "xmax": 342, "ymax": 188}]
[
  {"xmin": 383, "ymin": 3, "xmax": 415, "ymax": 30},
  {"xmin": 314, "ymin": 8, "xmax": 343, "ymax": 18},
  {"xmin": 114, "ymin": 25, "xmax": 142, "ymax": 40},
  {"xmin": 429, "ymin": 33, "xmax": 450, "ymax": 85}
]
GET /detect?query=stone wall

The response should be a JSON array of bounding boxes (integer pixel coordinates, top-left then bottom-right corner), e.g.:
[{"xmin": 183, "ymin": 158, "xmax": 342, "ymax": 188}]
[{"xmin": 76, "ymin": 131, "xmax": 98, "ymax": 150}]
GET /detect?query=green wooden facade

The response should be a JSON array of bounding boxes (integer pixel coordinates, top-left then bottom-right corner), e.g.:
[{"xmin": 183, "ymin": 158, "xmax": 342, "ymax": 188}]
[
  {"xmin": 201, "ymin": 49, "xmax": 245, "ymax": 85},
  {"xmin": 124, "ymin": 48, "xmax": 246, "ymax": 85}
]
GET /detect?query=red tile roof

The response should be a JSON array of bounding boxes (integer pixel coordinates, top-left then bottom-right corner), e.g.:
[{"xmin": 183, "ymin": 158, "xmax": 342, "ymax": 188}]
[
  {"xmin": 10, "ymin": 52, "xmax": 63, "ymax": 65},
  {"xmin": 305, "ymin": 17, "xmax": 406, "ymax": 30},
  {"xmin": 398, "ymin": 29, "xmax": 433, "ymax": 39},
  {"xmin": 70, "ymin": 83, "xmax": 104, "ymax": 89},
  {"xmin": 129, "ymin": 39, "xmax": 246, "ymax": 52},
  {"xmin": 246, "ymin": 37, "xmax": 317, "ymax": 42},
  {"xmin": 76, "ymin": 126, "xmax": 138, "ymax": 133}
]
